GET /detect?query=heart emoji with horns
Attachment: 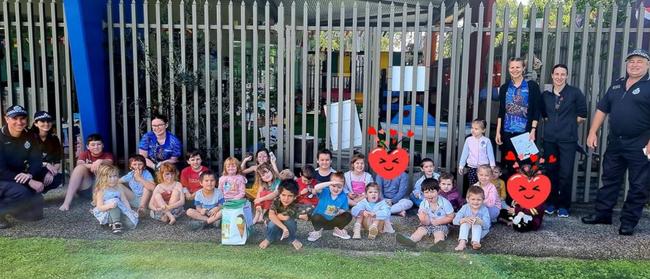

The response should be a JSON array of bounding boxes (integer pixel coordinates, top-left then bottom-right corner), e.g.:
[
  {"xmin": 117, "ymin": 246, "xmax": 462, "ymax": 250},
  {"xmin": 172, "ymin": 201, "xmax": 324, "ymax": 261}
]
[
  {"xmin": 368, "ymin": 148, "xmax": 409, "ymax": 180},
  {"xmin": 506, "ymin": 173, "xmax": 551, "ymax": 209}
]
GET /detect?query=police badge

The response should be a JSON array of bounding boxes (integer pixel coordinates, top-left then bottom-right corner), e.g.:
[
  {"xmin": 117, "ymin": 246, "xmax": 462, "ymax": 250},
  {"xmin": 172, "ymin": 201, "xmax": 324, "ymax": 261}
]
[
  {"xmin": 632, "ymin": 88, "xmax": 640, "ymax": 95},
  {"xmin": 24, "ymin": 141, "xmax": 30, "ymax": 149}
]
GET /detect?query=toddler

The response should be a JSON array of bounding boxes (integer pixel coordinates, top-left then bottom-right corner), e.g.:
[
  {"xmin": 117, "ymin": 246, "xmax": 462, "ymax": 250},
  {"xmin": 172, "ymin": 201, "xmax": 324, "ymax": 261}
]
[
  {"xmin": 308, "ymin": 172, "xmax": 352, "ymax": 241},
  {"xmin": 350, "ymin": 182, "xmax": 390, "ymax": 240},
  {"xmin": 397, "ymin": 178, "xmax": 454, "ymax": 248},
  {"xmin": 119, "ymin": 154, "xmax": 156, "ymax": 214},
  {"xmin": 296, "ymin": 165, "xmax": 318, "ymax": 216},
  {"xmin": 344, "ymin": 154, "xmax": 374, "ymax": 206},
  {"xmin": 474, "ymin": 164, "xmax": 501, "ymax": 222},
  {"xmin": 252, "ymin": 163, "xmax": 281, "ymax": 223},
  {"xmin": 180, "ymin": 150, "xmax": 209, "ymax": 201},
  {"xmin": 187, "ymin": 170, "xmax": 224, "ymax": 230},
  {"xmin": 458, "ymin": 119, "xmax": 496, "ymax": 185},
  {"xmin": 91, "ymin": 165, "xmax": 138, "ymax": 234},
  {"xmin": 410, "ymin": 158, "xmax": 441, "ymax": 206},
  {"xmin": 259, "ymin": 179, "xmax": 303, "ymax": 250},
  {"xmin": 149, "ymin": 163, "xmax": 185, "ymax": 224},
  {"xmin": 438, "ymin": 173, "xmax": 464, "ymax": 212},
  {"xmin": 491, "ymin": 166, "xmax": 508, "ymax": 209},
  {"xmin": 453, "ymin": 186, "xmax": 491, "ymax": 251}
]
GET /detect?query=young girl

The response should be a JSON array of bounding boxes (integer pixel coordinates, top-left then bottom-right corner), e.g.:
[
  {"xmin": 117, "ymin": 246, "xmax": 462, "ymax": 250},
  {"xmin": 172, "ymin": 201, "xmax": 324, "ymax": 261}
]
[
  {"xmin": 119, "ymin": 154, "xmax": 156, "ymax": 214},
  {"xmin": 149, "ymin": 163, "xmax": 185, "ymax": 224},
  {"xmin": 438, "ymin": 173, "xmax": 464, "ymax": 212},
  {"xmin": 91, "ymin": 165, "xmax": 138, "ymax": 234},
  {"xmin": 453, "ymin": 186, "xmax": 491, "ymax": 251},
  {"xmin": 350, "ymin": 182, "xmax": 390, "ymax": 240},
  {"xmin": 344, "ymin": 154, "xmax": 374, "ymax": 206},
  {"xmin": 219, "ymin": 157, "xmax": 247, "ymax": 201},
  {"xmin": 252, "ymin": 163, "xmax": 281, "ymax": 223},
  {"xmin": 410, "ymin": 158, "xmax": 440, "ymax": 206},
  {"xmin": 474, "ymin": 165, "xmax": 501, "ymax": 222},
  {"xmin": 241, "ymin": 148, "xmax": 279, "ymax": 175},
  {"xmin": 187, "ymin": 170, "xmax": 224, "ymax": 230},
  {"xmin": 458, "ymin": 119, "xmax": 496, "ymax": 185},
  {"xmin": 308, "ymin": 172, "xmax": 351, "ymax": 241},
  {"xmin": 397, "ymin": 178, "xmax": 454, "ymax": 248}
]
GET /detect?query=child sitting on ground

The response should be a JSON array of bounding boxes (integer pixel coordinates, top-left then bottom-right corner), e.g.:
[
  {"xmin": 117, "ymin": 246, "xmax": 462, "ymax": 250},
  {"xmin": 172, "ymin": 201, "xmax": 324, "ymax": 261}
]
[
  {"xmin": 219, "ymin": 157, "xmax": 247, "ymax": 202},
  {"xmin": 344, "ymin": 153, "xmax": 374, "ymax": 206},
  {"xmin": 397, "ymin": 178, "xmax": 455, "ymax": 248},
  {"xmin": 149, "ymin": 163, "xmax": 185, "ymax": 224},
  {"xmin": 453, "ymin": 186, "xmax": 491, "ymax": 251},
  {"xmin": 119, "ymin": 154, "xmax": 156, "ymax": 215},
  {"xmin": 91, "ymin": 165, "xmax": 138, "ymax": 234},
  {"xmin": 60, "ymin": 133, "xmax": 114, "ymax": 211},
  {"xmin": 376, "ymin": 172, "xmax": 413, "ymax": 217},
  {"xmin": 259, "ymin": 179, "xmax": 304, "ymax": 250},
  {"xmin": 296, "ymin": 165, "xmax": 318, "ymax": 216},
  {"xmin": 252, "ymin": 163, "xmax": 281, "ymax": 223},
  {"xmin": 180, "ymin": 150, "xmax": 209, "ymax": 203},
  {"xmin": 187, "ymin": 170, "xmax": 224, "ymax": 230},
  {"xmin": 474, "ymin": 164, "xmax": 501, "ymax": 222},
  {"xmin": 313, "ymin": 149, "xmax": 336, "ymax": 183},
  {"xmin": 410, "ymin": 158, "xmax": 441, "ymax": 206},
  {"xmin": 308, "ymin": 172, "xmax": 352, "ymax": 241},
  {"xmin": 438, "ymin": 173, "xmax": 464, "ymax": 212},
  {"xmin": 491, "ymin": 165, "xmax": 509, "ymax": 209},
  {"xmin": 458, "ymin": 119, "xmax": 496, "ymax": 186},
  {"xmin": 350, "ymin": 182, "xmax": 390, "ymax": 240}
]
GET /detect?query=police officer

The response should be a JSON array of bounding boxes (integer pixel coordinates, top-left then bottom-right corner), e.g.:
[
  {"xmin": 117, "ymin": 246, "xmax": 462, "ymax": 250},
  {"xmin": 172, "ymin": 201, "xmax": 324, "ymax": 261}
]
[
  {"xmin": 582, "ymin": 49, "xmax": 650, "ymax": 235},
  {"xmin": 541, "ymin": 64, "xmax": 588, "ymax": 218},
  {"xmin": 0, "ymin": 105, "xmax": 45, "ymax": 229}
]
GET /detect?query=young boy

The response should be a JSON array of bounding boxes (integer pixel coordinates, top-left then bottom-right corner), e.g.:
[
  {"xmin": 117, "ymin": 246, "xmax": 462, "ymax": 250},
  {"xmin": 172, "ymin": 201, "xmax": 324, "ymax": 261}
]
[
  {"xmin": 180, "ymin": 150, "xmax": 209, "ymax": 201},
  {"xmin": 313, "ymin": 149, "xmax": 336, "ymax": 183},
  {"xmin": 376, "ymin": 172, "xmax": 413, "ymax": 216},
  {"xmin": 438, "ymin": 173, "xmax": 464, "ymax": 212},
  {"xmin": 308, "ymin": 172, "xmax": 351, "ymax": 241},
  {"xmin": 453, "ymin": 186, "xmax": 491, "ymax": 251},
  {"xmin": 296, "ymin": 165, "xmax": 318, "ymax": 216},
  {"xmin": 59, "ymin": 133, "xmax": 114, "ymax": 211},
  {"xmin": 186, "ymin": 170, "xmax": 224, "ymax": 230},
  {"xmin": 279, "ymin": 169, "xmax": 295, "ymax": 180},
  {"xmin": 410, "ymin": 158, "xmax": 441, "ymax": 206},
  {"xmin": 259, "ymin": 179, "xmax": 304, "ymax": 250},
  {"xmin": 397, "ymin": 178, "xmax": 455, "ymax": 248}
]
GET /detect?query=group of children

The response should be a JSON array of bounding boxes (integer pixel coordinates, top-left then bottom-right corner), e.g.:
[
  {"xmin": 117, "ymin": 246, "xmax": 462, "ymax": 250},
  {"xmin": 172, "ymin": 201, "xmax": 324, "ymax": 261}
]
[{"xmin": 78, "ymin": 118, "xmax": 541, "ymax": 251}]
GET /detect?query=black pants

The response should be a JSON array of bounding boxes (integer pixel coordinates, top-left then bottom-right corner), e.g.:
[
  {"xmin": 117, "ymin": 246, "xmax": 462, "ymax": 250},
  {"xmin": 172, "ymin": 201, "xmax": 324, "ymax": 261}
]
[
  {"xmin": 0, "ymin": 181, "xmax": 44, "ymax": 220},
  {"xmin": 544, "ymin": 141, "xmax": 577, "ymax": 209},
  {"xmin": 594, "ymin": 136, "xmax": 650, "ymax": 229},
  {"xmin": 311, "ymin": 212, "xmax": 352, "ymax": 230},
  {"xmin": 499, "ymin": 131, "xmax": 532, "ymax": 180}
]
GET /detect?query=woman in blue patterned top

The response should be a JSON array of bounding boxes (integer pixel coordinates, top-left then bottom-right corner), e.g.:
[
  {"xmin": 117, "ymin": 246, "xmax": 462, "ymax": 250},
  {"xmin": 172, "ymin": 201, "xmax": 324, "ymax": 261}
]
[{"xmin": 138, "ymin": 114, "xmax": 182, "ymax": 170}]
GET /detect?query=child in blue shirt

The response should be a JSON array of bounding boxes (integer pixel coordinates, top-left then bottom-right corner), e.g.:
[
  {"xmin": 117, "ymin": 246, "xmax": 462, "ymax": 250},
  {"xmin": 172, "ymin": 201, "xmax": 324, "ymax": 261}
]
[
  {"xmin": 308, "ymin": 172, "xmax": 351, "ymax": 241},
  {"xmin": 119, "ymin": 154, "xmax": 156, "ymax": 214},
  {"xmin": 259, "ymin": 179, "xmax": 303, "ymax": 250},
  {"xmin": 453, "ymin": 186, "xmax": 492, "ymax": 251},
  {"xmin": 186, "ymin": 171, "xmax": 224, "ymax": 230},
  {"xmin": 351, "ymin": 182, "xmax": 390, "ymax": 240},
  {"xmin": 397, "ymin": 178, "xmax": 454, "ymax": 248},
  {"xmin": 410, "ymin": 158, "xmax": 441, "ymax": 207}
]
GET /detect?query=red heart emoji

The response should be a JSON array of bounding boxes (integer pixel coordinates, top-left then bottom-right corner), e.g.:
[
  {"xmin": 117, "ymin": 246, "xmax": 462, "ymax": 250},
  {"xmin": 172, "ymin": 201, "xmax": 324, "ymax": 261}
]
[
  {"xmin": 507, "ymin": 173, "xmax": 551, "ymax": 209},
  {"xmin": 548, "ymin": 155, "xmax": 557, "ymax": 163},
  {"xmin": 407, "ymin": 130, "xmax": 415, "ymax": 138},
  {"xmin": 505, "ymin": 151, "xmax": 516, "ymax": 161},
  {"xmin": 368, "ymin": 148, "xmax": 409, "ymax": 180},
  {"xmin": 530, "ymin": 154, "xmax": 539, "ymax": 163},
  {"xmin": 368, "ymin": 126, "xmax": 377, "ymax": 136}
]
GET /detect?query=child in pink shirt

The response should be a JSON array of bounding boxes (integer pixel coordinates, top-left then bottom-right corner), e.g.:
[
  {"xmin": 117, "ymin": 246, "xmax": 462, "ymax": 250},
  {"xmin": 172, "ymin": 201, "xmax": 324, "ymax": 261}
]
[
  {"xmin": 218, "ymin": 157, "xmax": 247, "ymax": 201},
  {"xmin": 473, "ymin": 164, "xmax": 501, "ymax": 222},
  {"xmin": 458, "ymin": 119, "xmax": 496, "ymax": 186}
]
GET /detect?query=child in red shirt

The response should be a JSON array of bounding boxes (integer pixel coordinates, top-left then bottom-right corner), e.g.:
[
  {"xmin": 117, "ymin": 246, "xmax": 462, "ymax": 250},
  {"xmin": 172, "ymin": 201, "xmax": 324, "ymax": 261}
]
[
  {"xmin": 296, "ymin": 165, "xmax": 318, "ymax": 216},
  {"xmin": 180, "ymin": 150, "xmax": 209, "ymax": 201}
]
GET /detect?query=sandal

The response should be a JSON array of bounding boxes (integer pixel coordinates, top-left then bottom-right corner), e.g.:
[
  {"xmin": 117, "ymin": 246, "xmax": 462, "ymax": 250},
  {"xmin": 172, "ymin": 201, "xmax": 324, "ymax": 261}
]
[
  {"xmin": 471, "ymin": 241, "xmax": 482, "ymax": 250},
  {"xmin": 111, "ymin": 222, "xmax": 123, "ymax": 234}
]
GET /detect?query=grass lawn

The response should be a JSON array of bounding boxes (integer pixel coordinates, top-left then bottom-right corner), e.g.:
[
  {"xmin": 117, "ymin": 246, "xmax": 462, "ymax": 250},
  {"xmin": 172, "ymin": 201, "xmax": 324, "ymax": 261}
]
[{"xmin": 1, "ymin": 237, "xmax": 648, "ymax": 278}]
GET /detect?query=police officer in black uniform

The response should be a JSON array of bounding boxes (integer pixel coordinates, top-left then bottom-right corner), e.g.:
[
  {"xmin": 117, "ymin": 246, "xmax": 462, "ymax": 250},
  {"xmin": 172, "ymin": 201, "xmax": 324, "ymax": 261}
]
[
  {"xmin": 0, "ymin": 105, "xmax": 45, "ymax": 229},
  {"xmin": 582, "ymin": 49, "xmax": 650, "ymax": 235}
]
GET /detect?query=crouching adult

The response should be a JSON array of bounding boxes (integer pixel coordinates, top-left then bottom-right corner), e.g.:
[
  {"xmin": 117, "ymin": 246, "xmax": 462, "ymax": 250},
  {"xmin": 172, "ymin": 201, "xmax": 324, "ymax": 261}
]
[{"xmin": 0, "ymin": 105, "xmax": 46, "ymax": 229}]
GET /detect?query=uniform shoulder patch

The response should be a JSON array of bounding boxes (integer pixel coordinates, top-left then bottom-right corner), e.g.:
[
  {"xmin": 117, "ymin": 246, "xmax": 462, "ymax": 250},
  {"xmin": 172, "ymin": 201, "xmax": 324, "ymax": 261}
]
[{"xmin": 24, "ymin": 141, "xmax": 31, "ymax": 149}]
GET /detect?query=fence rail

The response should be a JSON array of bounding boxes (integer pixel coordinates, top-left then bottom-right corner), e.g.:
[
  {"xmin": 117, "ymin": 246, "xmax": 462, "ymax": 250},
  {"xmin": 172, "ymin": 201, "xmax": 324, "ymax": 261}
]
[{"xmin": 3, "ymin": 0, "xmax": 649, "ymax": 203}]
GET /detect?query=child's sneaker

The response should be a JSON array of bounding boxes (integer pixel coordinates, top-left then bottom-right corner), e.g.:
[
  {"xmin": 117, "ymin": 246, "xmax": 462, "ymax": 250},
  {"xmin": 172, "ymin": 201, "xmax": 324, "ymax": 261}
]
[
  {"xmin": 383, "ymin": 221, "xmax": 395, "ymax": 234},
  {"xmin": 396, "ymin": 233, "xmax": 416, "ymax": 248},
  {"xmin": 111, "ymin": 222, "xmax": 123, "ymax": 235},
  {"xmin": 307, "ymin": 229, "xmax": 322, "ymax": 242},
  {"xmin": 332, "ymin": 228, "xmax": 351, "ymax": 240},
  {"xmin": 557, "ymin": 208, "xmax": 569, "ymax": 218},
  {"xmin": 352, "ymin": 223, "xmax": 362, "ymax": 239},
  {"xmin": 544, "ymin": 205, "xmax": 555, "ymax": 215},
  {"xmin": 368, "ymin": 224, "xmax": 379, "ymax": 240}
]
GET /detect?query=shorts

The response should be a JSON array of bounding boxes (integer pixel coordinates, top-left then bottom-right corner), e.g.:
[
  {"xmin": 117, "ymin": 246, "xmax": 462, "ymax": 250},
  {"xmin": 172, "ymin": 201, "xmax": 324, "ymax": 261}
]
[
  {"xmin": 424, "ymin": 224, "xmax": 449, "ymax": 236},
  {"xmin": 150, "ymin": 207, "xmax": 184, "ymax": 220}
]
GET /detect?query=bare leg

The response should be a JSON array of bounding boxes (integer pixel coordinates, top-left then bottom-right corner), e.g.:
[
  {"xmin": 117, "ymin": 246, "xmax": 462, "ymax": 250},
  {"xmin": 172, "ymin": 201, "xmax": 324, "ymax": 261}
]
[
  {"xmin": 186, "ymin": 208, "xmax": 209, "ymax": 221},
  {"xmin": 352, "ymin": 216, "xmax": 363, "ymax": 239},
  {"xmin": 59, "ymin": 165, "xmax": 91, "ymax": 211},
  {"xmin": 254, "ymin": 206, "xmax": 263, "ymax": 224},
  {"xmin": 206, "ymin": 210, "xmax": 222, "ymax": 224},
  {"xmin": 119, "ymin": 184, "xmax": 135, "ymax": 203},
  {"xmin": 455, "ymin": 239, "xmax": 467, "ymax": 251},
  {"xmin": 433, "ymin": 231, "xmax": 446, "ymax": 244},
  {"xmin": 409, "ymin": 226, "xmax": 428, "ymax": 242},
  {"xmin": 138, "ymin": 189, "xmax": 152, "ymax": 214}
]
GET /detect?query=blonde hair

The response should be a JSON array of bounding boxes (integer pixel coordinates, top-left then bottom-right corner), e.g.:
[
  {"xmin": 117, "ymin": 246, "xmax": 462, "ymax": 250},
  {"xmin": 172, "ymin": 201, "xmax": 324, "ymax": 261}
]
[
  {"xmin": 156, "ymin": 162, "xmax": 178, "ymax": 183},
  {"xmin": 279, "ymin": 169, "xmax": 295, "ymax": 180},
  {"xmin": 222, "ymin": 156, "xmax": 242, "ymax": 176},
  {"xmin": 477, "ymin": 164, "xmax": 493, "ymax": 176},
  {"xmin": 254, "ymin": 162, "xmax": 279, "ymax": 190},
  {"xmin": 93, "ymin": 164, "xmax": 120, "ymax": 202}
]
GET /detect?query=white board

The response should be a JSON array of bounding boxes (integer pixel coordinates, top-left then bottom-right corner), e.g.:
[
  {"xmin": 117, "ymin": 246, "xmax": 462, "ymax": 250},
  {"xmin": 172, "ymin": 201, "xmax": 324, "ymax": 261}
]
[{"xmin": 324, "ymin": 100, "xmax": 362, "ymax": 151}]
